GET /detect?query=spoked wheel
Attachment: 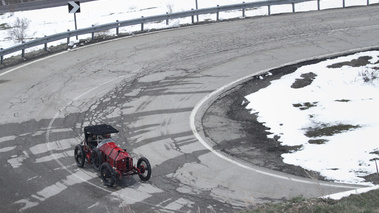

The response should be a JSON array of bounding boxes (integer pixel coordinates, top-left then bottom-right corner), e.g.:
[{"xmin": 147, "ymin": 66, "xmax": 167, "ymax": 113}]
[
  {"xmin": 74, "ymin": 145, "xmax": 85, "ymax": 168},
  {"xmin": 91, "ymin": 148, "xmax": 102, "ymax": 170},
  {"xmin": 137, "ymin": 157, "xmax": 151, "ymax": 182},
  {"xmin": 100, "ymin": 163, "xmax": 116, "ymax": 187}
]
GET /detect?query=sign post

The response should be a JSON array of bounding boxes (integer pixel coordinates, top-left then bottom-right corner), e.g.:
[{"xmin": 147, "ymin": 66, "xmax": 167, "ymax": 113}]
[
  {"xmin": 68, "ymin": 1, "xmax": 81, "ymax": 40},
  {"xmin": 195, "ymin": 0, "xmax": 199, "ymax": 22}
]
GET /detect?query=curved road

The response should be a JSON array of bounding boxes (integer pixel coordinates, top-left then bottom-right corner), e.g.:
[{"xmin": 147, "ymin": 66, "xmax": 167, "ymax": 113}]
[{"xmin": 1, "ymin": 5, "xmax": 379, "ymax": 212}]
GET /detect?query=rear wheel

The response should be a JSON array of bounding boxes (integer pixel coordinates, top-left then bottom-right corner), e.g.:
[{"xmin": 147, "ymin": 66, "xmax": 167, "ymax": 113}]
[
  {"xmin": 100, "ymin": 163, "xmax": 116, "ymax": 187},
  {"xmin": 137, "ymin": 157, "xmax": 151, "ymax": 182},
  {"xmin": 74, "ymin": 145, "xmax": 85, "ymax": 168},
  {"xmin": 91, "ymin": 148, "xmax": 102, "ymax": 170}
]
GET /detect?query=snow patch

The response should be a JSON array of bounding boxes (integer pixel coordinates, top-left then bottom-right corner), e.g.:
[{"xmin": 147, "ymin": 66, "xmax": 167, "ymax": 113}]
[{"xmin": 245, "ymin": 51, "xmax": 379, "ymax": 185}]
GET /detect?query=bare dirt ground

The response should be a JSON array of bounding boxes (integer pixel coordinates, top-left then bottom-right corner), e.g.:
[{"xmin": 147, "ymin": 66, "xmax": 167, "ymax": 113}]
[{"xmin": 201, "ymin": 58, "xmax": 379, "ymax": 184}]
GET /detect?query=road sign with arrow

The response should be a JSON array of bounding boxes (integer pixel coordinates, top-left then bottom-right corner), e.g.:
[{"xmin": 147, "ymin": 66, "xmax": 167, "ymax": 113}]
[{"xmin": 68, "ymin": 1, "xmax": 81, "ymax": 14}]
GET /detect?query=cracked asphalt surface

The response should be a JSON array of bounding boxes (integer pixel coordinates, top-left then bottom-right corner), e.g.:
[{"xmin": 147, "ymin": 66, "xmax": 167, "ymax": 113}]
[{"xmin": 1, "ymin": 5, "xmax": 379, "ymax": 212}]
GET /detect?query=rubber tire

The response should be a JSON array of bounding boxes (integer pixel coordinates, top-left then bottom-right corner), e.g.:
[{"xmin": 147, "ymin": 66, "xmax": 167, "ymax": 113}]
[
  {"xmin": 137, "ymin": 157, "xmax": 151, "ymax": 182},
  {"xmin": 74, "ymin": 145, "xmax": 85, "ymax": 168},
  {"xmin": 100, "ymin": 163, "xmax": 116, "ymax": 187},
  {"xmin": 91, "ymin": 148, "xmax": 102, "ymax": 170}
]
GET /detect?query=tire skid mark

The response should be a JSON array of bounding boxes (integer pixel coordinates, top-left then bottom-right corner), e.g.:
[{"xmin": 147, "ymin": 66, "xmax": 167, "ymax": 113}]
[{"xmin": 43, "ymin": 75, "xmax": 177, "ymax": 212}]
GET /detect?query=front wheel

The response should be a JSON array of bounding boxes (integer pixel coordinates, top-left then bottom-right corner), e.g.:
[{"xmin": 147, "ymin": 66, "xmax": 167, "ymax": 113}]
[
  {"xmin": 137, "ymin": 157, "xmax": 151, "ymax": 182},
  {"xmin": 74, "ymin": 145, "xmax": 85, "ymax": 168},
  {"xmin": 100, "ymin": 163, "xmax": 116, "ymax": 187},
  {"xmin": 91, "ymin": 148, "xmax": 102, "ymax": 170}
]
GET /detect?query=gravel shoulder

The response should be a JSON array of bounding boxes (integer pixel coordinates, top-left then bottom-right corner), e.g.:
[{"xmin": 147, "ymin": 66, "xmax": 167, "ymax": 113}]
[{"xmin": 202, "ymin": 62, "xmax": 320, "ymax": 179}]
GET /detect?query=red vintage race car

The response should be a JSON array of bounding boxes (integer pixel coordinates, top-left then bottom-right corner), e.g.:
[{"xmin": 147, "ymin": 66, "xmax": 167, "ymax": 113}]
[{"xmin": 74, "ymin": 124, "xmax": 151, "ymax": 187}]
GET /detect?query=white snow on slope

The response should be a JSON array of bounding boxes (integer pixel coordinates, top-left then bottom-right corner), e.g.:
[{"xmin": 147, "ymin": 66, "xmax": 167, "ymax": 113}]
[{"xmin": 245, "ymin": 51, "xmax": 379, "ymax": 185}]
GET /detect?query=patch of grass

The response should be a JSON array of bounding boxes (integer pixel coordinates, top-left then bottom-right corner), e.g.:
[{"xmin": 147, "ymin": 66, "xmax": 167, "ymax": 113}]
[
  {"xmin": 359, "ymin": 67, "xmax": 378, "ymax": 83},
  {"xmin": 244, "ymin": 189, "xmax": 379, "ymax": 213},
  {"xmin": 335, "ymin": 99, "xmax": 351, "ymax": 102},
  {"xmin": 293, "ymin": 102, "xmax": 318, "ymax": 110},
  {"xmin": 327, "ymin": 56, "xmax": 373, "ymax": 68},
  {"xmin": 0, "ymin": 23, "xmax": 10, "ymax": 30},
  {"xmin": 291, "ymin": 72, "xmax": 317, "ymax": 89},
  {"xmin": 308, "ymin": 139, "xmax": 328, "ymax": 144},
  {"xmin": 305, "ymin": 124, "xmax": 360, "ymax": 138}
]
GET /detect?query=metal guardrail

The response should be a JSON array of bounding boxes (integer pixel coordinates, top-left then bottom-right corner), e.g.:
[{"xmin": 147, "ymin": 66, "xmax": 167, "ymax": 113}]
[{"xmin": 0, "ymin": 0, "xmax": 373, "ymax": 64}]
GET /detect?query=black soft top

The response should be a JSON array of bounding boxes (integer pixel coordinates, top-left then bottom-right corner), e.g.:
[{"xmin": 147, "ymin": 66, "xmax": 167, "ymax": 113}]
[{"xmin": 84, "ymin": 124, "xmax": 119, "ymax": 140}]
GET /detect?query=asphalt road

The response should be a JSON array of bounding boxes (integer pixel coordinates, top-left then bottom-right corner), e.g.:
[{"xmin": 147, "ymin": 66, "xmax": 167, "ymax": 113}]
[{"xmin": 0, "ymin": 5, "xmax": 379, "ymax": 213}]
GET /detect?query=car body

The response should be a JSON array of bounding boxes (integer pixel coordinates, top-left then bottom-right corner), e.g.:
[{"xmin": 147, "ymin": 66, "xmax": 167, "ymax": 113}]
[{"xmin": 74, "ymin": 124, "xmax": 151, "ymax": 186}]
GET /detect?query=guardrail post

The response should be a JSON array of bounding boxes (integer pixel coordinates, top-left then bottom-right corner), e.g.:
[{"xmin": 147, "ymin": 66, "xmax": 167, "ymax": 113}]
[
  {"xmin": 191, "ymin": 9, "xmax": 195, "ymax": 23},
  {"xmin": 217, "ymin": 5, "xmax": 220, "ymax": 21},
  {"xmin": 141, "ymin": 16, "xmax": 144, "ymax": 31},
  {"xmin": 242, "ymin": 2, "xmax": 246, "ymax": 18},
  {"xmin": 44, "ymin": 35, "xmax": 48, "ymax": 51},
  {"xmin": 166, "ymin": 12, "xmax": 169, "ymax": 25},
  {"xmin": 367, "ymin": 0, "xmax": 369, "ymax": 5},
  {"xmin": 317, "ymin": 0, "xmax": 321, "ymax": 10},
  {"xmin": 1, "ymin": 48, "xmax": 3, "ymax": 65},
  {"xmin": 21, "ymin": 41, "xmax": 25, "ymax": 58},
  {"xmin": 116, "ymin": 20, "xmax": 119, "ymax": 35},
  {"xmin": 268, "ymin": 5, "xmax": 271, "ymax": 15},
  {"xmin": 343, "ymin": 0, "xmax": 345, "ymax": 8},
  {"xmin": 91, "ymin": 25, "xmax": 95, "ymax": 39},
  {"xmin": 67, "ymin": 29, "xmax": 70, "ymax": 48},
  {"xmin": 292, "ymin": 1, "xmax": 295, "ymax": 13}
]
